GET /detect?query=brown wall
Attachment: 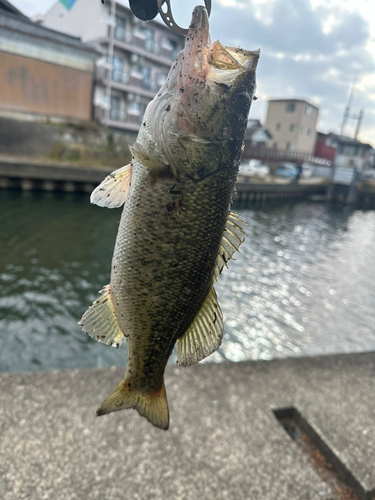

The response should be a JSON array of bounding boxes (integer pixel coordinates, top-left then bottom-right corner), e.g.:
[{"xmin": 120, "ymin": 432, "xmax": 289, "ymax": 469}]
[{"xmin": 0, "ymin": 51, "xmax": 93, "ymax": 121}]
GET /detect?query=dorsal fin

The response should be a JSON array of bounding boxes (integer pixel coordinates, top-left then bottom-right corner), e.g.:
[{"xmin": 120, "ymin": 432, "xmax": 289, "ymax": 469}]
[{"xmin": 213, "ymin": 211, "xmax": 247, "ymax": 282}]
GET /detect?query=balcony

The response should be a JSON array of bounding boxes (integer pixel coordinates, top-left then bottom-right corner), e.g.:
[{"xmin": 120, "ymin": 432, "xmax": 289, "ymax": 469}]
[
  {"xmin": 107, "ymin": 106, "xmax": 143, "ymax": 132},
  {"xmin": 100, "ymin": 33, "xmax": 175, "ymax": 68},
  {"xmin": 114, "ymin": 28, "xmax": 163, "ymax": 56},
  {"xmin": 112, "ymin": 68, "xmax": 130, "ymax": 86},
  {"xmin": 109, "ymin": 107, "xmax": 127, "ymax": 122},
  {"xmin": 110, "ymin": 69, "xmax": 156, "ymax": 99}
]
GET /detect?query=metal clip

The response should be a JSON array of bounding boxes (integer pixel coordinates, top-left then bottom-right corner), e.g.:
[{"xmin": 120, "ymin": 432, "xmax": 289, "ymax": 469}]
[{"xmin": 157, "ymin": 0, "xmax": 212, "ymax": 35}]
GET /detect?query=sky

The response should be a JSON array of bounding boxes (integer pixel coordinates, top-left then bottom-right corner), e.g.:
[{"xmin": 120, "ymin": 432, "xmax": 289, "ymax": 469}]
[{"xmin": 12, "ymin": 0, "xmax": 375, "ymax": 146}]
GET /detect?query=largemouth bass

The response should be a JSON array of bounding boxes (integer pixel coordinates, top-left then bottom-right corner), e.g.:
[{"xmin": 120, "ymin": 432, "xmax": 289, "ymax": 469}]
[{"xmin": 79, "ymin": 6, "xmax": 259, "ymax": 430}]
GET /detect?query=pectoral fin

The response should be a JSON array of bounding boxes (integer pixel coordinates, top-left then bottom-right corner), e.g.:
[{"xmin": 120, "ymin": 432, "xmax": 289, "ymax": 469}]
[
  {"xmin": 90, "ymin": 163, "xmax": 132, "ymax": 209},
  {"xmin": 78, "ymin": 285, "xmax": 125, "ymax": 347},
  {"xmin": 177, "ymin": 285, "xmax": 223, "ymax": 366}
]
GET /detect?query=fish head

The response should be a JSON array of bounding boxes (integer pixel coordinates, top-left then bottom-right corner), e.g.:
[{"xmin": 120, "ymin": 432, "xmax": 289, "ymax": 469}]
[{"xmin": 140, "ymin": 6, "xmax": 259, "ymax": 179}]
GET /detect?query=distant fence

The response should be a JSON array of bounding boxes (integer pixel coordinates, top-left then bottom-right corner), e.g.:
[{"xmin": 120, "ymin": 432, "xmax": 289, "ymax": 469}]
[{"xmin": 242, "ymin": 146, "xmax": 332, "ymax": 166}]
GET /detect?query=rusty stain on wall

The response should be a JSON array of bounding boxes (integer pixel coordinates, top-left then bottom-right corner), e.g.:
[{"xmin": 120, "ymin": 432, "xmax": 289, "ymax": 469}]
[{"xmin": 0, "ymin": 51, "xmax": 93, "ymax": 120}]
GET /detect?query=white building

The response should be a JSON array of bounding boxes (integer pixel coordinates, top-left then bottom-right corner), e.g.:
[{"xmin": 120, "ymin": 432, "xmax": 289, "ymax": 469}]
[
  {"xmin": 38, "ymin": 0, "xmax": 184, "ymax": 132},
  {"xmin": 330, "ymin": 134, "xmax": 375, "ymax": 172}
]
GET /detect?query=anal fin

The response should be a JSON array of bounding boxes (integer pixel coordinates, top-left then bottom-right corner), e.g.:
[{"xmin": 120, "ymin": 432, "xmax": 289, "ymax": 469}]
[
  {"xmin": 90, "ymin": 163, "xmax": 132, "ymax": 209},
  {"xmin": 78, "ymin": 285, "xmax": 125, "ymax": 348},
  {"xmin": 177, "ymin": 286, "xmax": 223, "ymax": 367}
]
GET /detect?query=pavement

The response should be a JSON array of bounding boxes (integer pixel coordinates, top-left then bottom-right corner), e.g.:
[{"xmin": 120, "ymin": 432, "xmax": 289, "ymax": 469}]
[{"xmin": 1, "ymin": 352, "xmax": 375, "ymax": 500}]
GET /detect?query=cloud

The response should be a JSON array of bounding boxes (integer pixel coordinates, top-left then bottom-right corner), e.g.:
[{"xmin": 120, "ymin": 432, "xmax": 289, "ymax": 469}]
[{"xmin": 9, "ymin": 0, "xmax": 375, "ymax": 145}]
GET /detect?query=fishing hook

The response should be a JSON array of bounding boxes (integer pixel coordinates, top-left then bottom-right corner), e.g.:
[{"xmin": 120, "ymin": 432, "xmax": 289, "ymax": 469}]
[{"xmin": 157, "ymin": 0, "xmax": 212, "ymax": 35}]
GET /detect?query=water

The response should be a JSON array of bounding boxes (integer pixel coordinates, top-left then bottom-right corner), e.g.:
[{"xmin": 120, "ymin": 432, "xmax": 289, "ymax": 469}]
[{"xmin": 1, "ymin": 190, "xmax": 375, "ymax": 373}]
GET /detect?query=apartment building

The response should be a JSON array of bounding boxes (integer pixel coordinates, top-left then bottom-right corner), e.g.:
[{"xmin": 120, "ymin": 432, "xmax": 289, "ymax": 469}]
[
  {"xmin": 0, "ymin": 0, "xmax": 98, "ymax": 121},
  {"xmin": 265, "ymin": 99, "xmax": 319, "ymax": 154},
  {"xmin": 39, "ymin": 0, "xmax": 184, "ymax": 132}
]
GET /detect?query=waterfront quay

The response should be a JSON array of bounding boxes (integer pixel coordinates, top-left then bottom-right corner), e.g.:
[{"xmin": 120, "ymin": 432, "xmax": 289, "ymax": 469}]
[
  {"xmin": 1, "ymin": 352, "xmax": 375, "ymax": 500},
  {"xmin": 2, "ymin": 155, "xmax": 375, "ymax": 207},
  {"xmin": 0, "ymin": 155, "xmax": 328, "ymax": 200}
]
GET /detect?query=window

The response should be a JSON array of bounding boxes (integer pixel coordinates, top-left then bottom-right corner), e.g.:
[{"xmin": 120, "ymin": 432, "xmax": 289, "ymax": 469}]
[
  {"xmin": 286, "ymin": 142, "xmax": 291, "ymax": 150},
  {"xmin": 115, "ymin": 16, "xmax": 126, "ymax": 41},
  {"xmin": 166, "ymin": 38, "xmax": 178, "ymax": 59},
  {"xmin": 137, "ymin": 65, "xmax": 154, "ymax": 90},
  {"xmin": 112, "ymin": 56, "xmax": 123, "ymax": 83},
  {"xmin": 276, "ymin": 123, "xmax": 281, "ymax": 131},
  {"xmin": 307, "ymin": 128, "xmax": 312, "ymax": 136},
  {"xmin": 109, "ymin": 96, "xmax": 121, "ymax": 121},
  {"xmin": 305, "ymin": 105, "xmax": 312, "ymax": 116},
  {"xmin": 273, "ymin": 142, "xmax": 278, "ymax": 149},
  {"xmin": 286, "ymin": 103, "xmax": 295, "ymax": 113},
  {"xmin": 157, "ymin": 73, "xmax": 168, "ymax": 86},
  {"xmin": 141, "ymin": 28, "xmax": 158, "ymax": 53},
  {"xmin": 289, "ymin": 124, "xmax": 294, "ymax": 132},
  {"xmin": 301, "ymin": 125, "xmax": 308, "ymax": 134}
]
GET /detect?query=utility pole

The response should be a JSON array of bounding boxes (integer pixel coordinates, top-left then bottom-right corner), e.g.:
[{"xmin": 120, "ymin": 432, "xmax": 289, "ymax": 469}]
[
  {"xmin": 354, "ymin": 109, "xmax": 364, "ymax": 140},
  {"xmin": 340, "ymin": 77, "xmax": 356, "ymax": 137},
  {"xmin": 105, "ymin": 0, "xmax": 116, "ymax": 126}
]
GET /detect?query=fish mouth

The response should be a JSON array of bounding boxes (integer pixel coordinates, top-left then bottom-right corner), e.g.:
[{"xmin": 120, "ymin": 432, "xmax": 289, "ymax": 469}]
[
  {"xmin": 178, "ymin": 6, "xmax": 210, "ymax": 89},
  {"xmin": 179, "ymin": 6, "xmax": 259, "ymax": 89}
]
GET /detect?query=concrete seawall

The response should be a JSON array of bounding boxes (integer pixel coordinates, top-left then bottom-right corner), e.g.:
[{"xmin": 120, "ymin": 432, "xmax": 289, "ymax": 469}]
[
  {"xmin": 2, "ymin": 156, "xmax": 375, "ymax": 207},
  {"xmin": 1, "ymin": 352, "xmax": 375, "ymax": 500},
  {"xmin": 0, "ymin": 155, "xmax": 328, "ymax": 201}
]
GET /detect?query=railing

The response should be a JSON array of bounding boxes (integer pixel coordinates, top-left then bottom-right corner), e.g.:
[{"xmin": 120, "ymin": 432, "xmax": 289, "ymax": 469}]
[
  {"xmin": 113, "ymin": 27, "xmax": 175, "ymax": 60},
  {"xmin": 114, "ymin": 27, "xmax": 133, "ymax": 44},
  {"xmin": 114, "ymin": 28, "xmax": 164, "ymax": 57},
  {"xmin": 111, "ymin": 69, "xmax": 157, "ymax": 92},
  {"xmin": 109, "ymin": 108, "xmax": 127, "ymax": 122},
  {"xmin": 242, "ymin": 145, "xmax": 332, "ymax": 166},
  {"xmin": 112, "ymin": 69, "xmax": 130, "ymax": 85}
]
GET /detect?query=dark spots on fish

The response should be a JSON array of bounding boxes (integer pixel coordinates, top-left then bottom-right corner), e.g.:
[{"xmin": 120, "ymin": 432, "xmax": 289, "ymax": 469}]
[
  {"xmin": 253, "ymin": 95, "xmax": 258, "ymax": 101},
  {"xmin": 143, "ymin": 122, "xmax": 146, "ymax": 126},
  {"xmin": 165, "ymin": 200, "xmax": 182, "ymax": 214},
  {"xmin": 213, "ymin": 312, "xmax": 217, "ymax": 324},
  {"xmin": 179, "ymin": 88, "xmax": 185, "ymax": 93},
  {"xmin": 165, "ymin": 105, "xmax": 171, "ymax": 112},
  {"xmin": 102, "ymin": 298, "xmax": 108, "ymax": 303},
  {"xmin": 101, "ymin": 335, "xmax": 106, "ymax": 339}
]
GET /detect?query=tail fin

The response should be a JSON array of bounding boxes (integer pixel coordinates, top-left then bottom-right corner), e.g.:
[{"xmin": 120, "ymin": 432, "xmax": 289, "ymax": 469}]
[{"xmin": 97, "ymin": 377, "xmax": 169, "ymax": 430}]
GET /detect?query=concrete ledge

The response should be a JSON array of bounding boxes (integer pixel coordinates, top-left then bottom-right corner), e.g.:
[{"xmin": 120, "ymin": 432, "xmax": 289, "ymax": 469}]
[
  {"xmin": 1, "ymin": 352, "xmax": 375, "ymax": 499},
  {"xmin": 0, "ymin": 155, "xmax": 112, "ymax": 183}
]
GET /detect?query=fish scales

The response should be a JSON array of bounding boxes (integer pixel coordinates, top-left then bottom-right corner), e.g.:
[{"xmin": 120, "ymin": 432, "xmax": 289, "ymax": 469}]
[
  {"xmin": 112, "ymin": 160, "xmax": 236, "ymax": 389},
  {"xmin": 80, "ymin": 6, "xmax": 259, "ymax": 430}
]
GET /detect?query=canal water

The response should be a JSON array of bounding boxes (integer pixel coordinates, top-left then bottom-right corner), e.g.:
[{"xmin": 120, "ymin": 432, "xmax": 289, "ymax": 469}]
[{"xmin": 1, "ymin": 190, "xmax": 375, "ymax": 372}]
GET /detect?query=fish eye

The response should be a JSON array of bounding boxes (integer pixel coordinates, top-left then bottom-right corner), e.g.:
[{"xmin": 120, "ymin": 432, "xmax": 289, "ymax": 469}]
[{"xmin": 236, "ymin": 92, "xmax": 251, "ymax": 107}]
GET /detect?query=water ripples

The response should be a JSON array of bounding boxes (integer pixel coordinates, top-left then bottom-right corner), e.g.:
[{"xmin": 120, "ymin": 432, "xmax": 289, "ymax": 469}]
[{"xmin": 1, "ymin": 190, "xmax": 375, "ymax": 372}]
